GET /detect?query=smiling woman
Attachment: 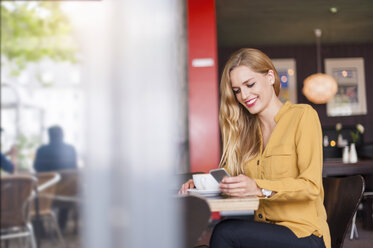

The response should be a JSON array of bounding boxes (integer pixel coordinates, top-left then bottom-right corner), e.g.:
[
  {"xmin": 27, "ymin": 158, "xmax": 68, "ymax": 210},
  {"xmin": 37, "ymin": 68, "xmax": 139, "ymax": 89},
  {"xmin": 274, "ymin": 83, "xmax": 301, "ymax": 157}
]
[
  {"xmin": 181, "ymin": 48, "xmax": 331, "ymax": 248},
  {"xmin": 219, "ymin": 48, "xmax": 281, "ymax": 176}
]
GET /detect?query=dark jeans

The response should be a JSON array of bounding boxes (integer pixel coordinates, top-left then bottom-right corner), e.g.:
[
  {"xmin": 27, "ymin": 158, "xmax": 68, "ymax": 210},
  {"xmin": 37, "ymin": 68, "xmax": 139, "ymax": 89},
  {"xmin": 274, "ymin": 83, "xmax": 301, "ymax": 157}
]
[{"xmin": 210, "ymin": 219, "xmax": 326, "ymax": 248}]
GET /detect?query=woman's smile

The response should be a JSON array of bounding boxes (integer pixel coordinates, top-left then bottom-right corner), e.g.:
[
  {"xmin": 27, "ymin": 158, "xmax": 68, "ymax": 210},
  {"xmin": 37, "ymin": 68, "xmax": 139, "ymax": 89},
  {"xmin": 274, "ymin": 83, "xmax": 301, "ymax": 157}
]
[{"xmin": 245, "ymin": 97, "xmax": 258, "ymax": 108}]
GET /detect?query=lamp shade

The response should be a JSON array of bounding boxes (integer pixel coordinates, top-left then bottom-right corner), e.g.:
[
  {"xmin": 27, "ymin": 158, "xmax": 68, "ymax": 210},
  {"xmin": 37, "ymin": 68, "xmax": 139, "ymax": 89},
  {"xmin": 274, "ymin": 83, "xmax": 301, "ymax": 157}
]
[{"xmin": 302, "ymin": 73, "xmax": 338, "ymax": 104}]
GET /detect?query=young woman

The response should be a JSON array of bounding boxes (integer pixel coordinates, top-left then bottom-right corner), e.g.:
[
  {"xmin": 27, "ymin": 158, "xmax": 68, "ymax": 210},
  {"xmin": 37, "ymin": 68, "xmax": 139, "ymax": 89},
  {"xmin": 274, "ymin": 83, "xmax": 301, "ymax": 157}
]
[{"xmin": 180, "ymin": 48, "xmax": 330, "ymax": 248}]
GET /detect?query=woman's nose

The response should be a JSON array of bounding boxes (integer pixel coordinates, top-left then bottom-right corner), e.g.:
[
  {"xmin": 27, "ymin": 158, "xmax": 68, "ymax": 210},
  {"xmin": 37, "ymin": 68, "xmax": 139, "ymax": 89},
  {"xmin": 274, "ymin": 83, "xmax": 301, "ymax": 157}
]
[{"xmin": 241, "ymin": 87, "xmax": 250, "ymax": 100}]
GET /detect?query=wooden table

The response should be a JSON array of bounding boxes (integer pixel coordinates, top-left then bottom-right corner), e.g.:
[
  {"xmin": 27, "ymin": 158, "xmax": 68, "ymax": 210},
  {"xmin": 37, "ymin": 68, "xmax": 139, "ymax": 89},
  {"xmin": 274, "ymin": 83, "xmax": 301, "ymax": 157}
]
[
  {"xmin": 323, "ymin": 158, "xmax": 373, "ymax": 177},
  {"xmin": 206, "ymin": 196, "xmax": 259, "ymax": 212}
]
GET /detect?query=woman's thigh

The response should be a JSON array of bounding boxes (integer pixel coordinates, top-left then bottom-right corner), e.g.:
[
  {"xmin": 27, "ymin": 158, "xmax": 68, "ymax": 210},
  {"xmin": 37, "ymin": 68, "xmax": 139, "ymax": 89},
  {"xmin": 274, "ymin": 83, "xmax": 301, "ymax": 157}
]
[{"xmin": 209, "ymin": 219, "xmax": 325, "ymax": 248}]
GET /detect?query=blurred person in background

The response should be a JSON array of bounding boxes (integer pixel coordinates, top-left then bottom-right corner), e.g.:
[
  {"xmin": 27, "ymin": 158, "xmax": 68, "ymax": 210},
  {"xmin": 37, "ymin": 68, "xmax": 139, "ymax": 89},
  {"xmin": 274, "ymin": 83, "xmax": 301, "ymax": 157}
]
[
  {"xmin": 34, "ymin": 125, "xmax": 77, "ymax": 232},
  {"xmin": 34, "ymin": 125, "xmax": 77, "ymax": 172},
  {"xmin": 1, "ymin": 127, "xmax": 18, "ymax": 174}
]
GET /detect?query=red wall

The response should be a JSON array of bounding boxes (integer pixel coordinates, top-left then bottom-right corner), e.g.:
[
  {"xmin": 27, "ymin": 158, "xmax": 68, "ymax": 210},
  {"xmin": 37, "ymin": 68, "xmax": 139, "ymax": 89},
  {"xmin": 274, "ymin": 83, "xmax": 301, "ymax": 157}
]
[{"xmin": 187, "ymin": 0, "xmax": 220, "ymax": 172}]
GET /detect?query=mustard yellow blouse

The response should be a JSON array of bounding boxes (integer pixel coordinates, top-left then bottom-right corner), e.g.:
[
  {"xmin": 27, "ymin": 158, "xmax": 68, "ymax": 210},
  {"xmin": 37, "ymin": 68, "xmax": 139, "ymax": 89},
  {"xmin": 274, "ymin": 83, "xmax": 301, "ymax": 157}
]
[{"xmin": 237, "ymin": 101, "xmax": 330, "ymax": 248}]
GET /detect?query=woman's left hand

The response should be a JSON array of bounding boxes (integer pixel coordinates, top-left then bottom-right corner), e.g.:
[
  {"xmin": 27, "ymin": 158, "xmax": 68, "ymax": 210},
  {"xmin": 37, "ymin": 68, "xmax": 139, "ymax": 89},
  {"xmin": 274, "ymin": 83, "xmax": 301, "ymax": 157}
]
[{"xmin": 220, "ymin": 174, "xmax": 262, "ymax": 197}]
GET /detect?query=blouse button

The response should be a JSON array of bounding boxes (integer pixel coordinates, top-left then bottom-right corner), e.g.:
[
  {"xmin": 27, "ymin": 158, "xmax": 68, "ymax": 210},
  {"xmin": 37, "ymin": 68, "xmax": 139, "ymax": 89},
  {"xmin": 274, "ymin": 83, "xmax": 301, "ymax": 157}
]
[{"xmin": 258, "ymin": 213, "xmax": 263, "ymax": 219}]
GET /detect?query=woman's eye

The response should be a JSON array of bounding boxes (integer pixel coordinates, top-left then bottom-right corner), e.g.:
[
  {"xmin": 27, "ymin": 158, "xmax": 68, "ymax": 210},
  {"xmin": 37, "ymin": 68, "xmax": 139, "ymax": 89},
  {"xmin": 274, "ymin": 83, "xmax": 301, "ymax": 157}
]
[
  {"xmin": 247, "ymin": 82, "xmax": 255, "ymax": 88},
  {"xmin": 233, "ymin": 88, "xmax": 241, "ymax": 94}
]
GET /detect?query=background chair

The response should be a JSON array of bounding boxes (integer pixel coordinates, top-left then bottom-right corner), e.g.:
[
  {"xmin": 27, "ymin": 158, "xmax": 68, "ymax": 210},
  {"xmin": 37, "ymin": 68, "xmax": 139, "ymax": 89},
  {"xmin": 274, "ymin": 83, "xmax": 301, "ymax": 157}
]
[
  {"xmin": 357, "ymin": 145, "xmax": 373, "ymax": 231},
  {"xmin": 1, "ymin": 175, "xmax": 37, "ymax": 248},
  {"xmin": 53, "ymin": 170, "xmax": 79, "ymax": 201},
  {"xmin": 31, "ymin": 172, "xmax": 66, "ymax": 247},
  {"xmin": 350, "ymin": 190, "xmax": 373, "ymax": 240},
  {"xmin": 349, "ymin": 146, "xmax": 373, "ymax": 239},
  {"xmin": 323, "ymin": 175, "xmax": 365, "ymax": 248},
  {"xmin": 180, "ymin": 195, "xmax": 211, "ymax": 248},
  {"xmin": 52, "ymin": 169, "xmax": 80, "ymax": 234}
]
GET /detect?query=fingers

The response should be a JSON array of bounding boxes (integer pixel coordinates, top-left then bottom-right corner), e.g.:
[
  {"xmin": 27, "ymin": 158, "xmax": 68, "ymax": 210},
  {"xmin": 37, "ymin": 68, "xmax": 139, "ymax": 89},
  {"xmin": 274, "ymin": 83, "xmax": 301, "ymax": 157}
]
[
  {"xmin": 221, "ymin": 187, "xmax": 246, "ymax": 194},
  {"xmin": 220, "ymin": 181, "xmax": 246, "ymax": 190},
  {"xmin": 220, "ymin": 181, "xmax": 246, "ymax": 195},
  {"xmin": 178, "ymin": 179, "xmax": 195, "ymax": 195},
  {"xmin": 221, "ymin": 187, "xmax": 256, "ymax": 197},
  {"xmin": 220, "ymin": 183, "xmax": 253, "ymax": 197},
  {"xmin": 226, "ymin": 191, "xmax": 251, "ymax": 197},
  {"xmin": 179, "ymin": 183, "xmax": 188, "ymax": 195},
  {"xmin": 185, "ymin": 180, "xmax": 195, "ymax": 191},
  {"xmin": 221, "ymin": 174, "xmax": 246, "ymax": 184},
  {"xmin": 220, "ymin": 175, "xmax": 258, "ymax": 196}
]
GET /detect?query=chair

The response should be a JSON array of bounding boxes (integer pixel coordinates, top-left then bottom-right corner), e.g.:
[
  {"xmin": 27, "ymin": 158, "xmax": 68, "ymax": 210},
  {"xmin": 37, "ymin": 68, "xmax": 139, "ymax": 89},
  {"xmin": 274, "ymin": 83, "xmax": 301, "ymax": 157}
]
[
  {"xmin": 350, "ymin": 147, "xmax": 373, "ymax": 237},
  {"xmin": 180, "ymin": 194, "xmax": 211, "ymax": 248},
  {"xmin": 0, "ymin": 175, "xmax": 37, "ymax": 248},
  {"xmin": 323, "ymin": 175, "xmax": 365, "ymax": 248},
  {"xmin": 349, "ymin": 191, "xmax": 373, "ymax": 239},
  {"xmin": 53, "ymin": 170, "xmax": 79, "ymax": 201},
  {"xmin": 52, "ymin": 169, "xmax": 80, "ymax": 234},
  {"xmin": 361, "ymin": 191, "xmax": 373, "ymax": 229},
  {"xmin": 31, "ymin": 172, "xmax": 66, "ymax": 247}
]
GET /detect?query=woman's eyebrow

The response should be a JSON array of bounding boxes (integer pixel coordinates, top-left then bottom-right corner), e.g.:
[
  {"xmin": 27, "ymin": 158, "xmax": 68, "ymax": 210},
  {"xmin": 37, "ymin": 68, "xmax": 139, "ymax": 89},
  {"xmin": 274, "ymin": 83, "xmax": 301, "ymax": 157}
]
[
  {"xmin": 241, "ymin": 77, "xmax": 254, "ymax": 85},
  {"xmin": 232, "ymin": 77, "xmax": 255, "ymax": 88}
]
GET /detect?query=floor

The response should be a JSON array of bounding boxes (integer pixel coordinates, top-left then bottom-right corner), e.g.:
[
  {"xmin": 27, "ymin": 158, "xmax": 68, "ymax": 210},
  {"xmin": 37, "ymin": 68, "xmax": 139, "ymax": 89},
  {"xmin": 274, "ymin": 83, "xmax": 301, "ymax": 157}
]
[{"xmin": 2, "ymin": 214, "xmax": 372, "ymax": 248}]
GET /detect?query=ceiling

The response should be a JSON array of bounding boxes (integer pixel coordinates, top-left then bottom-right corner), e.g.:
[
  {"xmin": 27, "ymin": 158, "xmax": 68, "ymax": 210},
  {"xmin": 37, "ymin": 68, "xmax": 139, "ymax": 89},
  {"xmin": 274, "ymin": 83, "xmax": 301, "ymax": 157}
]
[{"xmin": 216, "ymin": 0, "xmax": 373, "ymax": 47}]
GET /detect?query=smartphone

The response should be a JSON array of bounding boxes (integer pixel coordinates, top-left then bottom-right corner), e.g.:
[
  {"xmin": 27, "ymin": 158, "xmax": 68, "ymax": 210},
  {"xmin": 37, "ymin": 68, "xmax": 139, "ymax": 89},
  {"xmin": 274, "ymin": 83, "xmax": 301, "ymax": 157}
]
[{"xmin": 209, "ymin": 168, "xmax": 230, "ymax": 183}]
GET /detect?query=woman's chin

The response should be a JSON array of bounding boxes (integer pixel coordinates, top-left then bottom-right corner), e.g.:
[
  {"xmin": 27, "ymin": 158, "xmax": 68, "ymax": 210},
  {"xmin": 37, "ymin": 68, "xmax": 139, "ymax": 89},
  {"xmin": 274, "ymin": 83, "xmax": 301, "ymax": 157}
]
[{"xmin": 245, "ymin": 104, "xmax": 261, "ymax": 115}]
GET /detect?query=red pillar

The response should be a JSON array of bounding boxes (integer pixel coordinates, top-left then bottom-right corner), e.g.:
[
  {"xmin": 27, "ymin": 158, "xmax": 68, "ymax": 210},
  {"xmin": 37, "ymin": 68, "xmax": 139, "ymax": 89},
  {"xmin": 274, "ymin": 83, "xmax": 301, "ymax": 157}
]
[{"xmin": 187, "ymin": 0, "xmax": 220, "ymax": 172}]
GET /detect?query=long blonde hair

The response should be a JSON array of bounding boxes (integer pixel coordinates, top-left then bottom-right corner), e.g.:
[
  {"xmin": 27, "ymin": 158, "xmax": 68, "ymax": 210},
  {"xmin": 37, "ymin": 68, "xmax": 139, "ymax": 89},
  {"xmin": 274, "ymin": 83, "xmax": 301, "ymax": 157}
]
[{"xmin": 219, "ymin": 48, "xmax": 280, "ymax": 175}]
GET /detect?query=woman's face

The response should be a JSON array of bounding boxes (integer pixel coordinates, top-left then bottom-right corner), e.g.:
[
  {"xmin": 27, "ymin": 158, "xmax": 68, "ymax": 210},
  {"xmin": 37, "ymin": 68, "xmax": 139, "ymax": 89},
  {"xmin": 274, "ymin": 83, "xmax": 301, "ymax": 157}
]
[{"xmin": 230, "ymin": 65, "xmax": 275, "ymax": 115}]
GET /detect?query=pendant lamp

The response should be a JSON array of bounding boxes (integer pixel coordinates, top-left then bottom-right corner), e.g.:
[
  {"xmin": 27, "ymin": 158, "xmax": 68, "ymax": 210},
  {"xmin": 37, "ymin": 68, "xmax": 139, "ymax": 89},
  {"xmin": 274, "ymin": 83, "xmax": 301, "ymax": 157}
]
[{"xmin": 303, "ymin": 29, "xmax": 338, "ymax": 104}]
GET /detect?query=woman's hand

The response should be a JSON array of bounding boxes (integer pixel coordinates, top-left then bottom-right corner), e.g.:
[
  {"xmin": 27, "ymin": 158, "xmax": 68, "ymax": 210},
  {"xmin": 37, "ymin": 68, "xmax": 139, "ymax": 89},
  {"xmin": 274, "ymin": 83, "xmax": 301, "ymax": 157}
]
[
  {"xmin": 178, "ymin": 179, "xmax": 195, "ymax": 195},
  {"xmin": 220, "ymin": 174, "xmax": 262, "ymax": 197}
]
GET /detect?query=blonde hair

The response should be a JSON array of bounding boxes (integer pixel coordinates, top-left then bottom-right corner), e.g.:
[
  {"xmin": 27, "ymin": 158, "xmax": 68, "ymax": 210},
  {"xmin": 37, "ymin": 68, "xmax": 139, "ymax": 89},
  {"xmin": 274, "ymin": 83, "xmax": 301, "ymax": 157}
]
[{"xmin": 219, "ymin": 48, "xmax": 280, "ymax": 176}]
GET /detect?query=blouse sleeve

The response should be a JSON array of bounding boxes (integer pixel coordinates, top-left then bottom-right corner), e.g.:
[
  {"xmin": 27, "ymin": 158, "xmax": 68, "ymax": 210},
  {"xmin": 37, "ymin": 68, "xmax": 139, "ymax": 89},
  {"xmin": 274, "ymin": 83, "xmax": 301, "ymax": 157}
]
[{"xmin": 254, "ymin": 107, "xmax": 323, "ymax": 202}]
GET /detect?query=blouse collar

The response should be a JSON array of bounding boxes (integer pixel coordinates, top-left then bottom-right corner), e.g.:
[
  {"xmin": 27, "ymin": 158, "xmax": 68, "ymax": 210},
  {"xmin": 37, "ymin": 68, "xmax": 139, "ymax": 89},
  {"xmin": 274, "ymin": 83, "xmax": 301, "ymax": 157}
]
[{"xmin": 274, "ymin": 101, "xmax": 292, "ymax": 123}]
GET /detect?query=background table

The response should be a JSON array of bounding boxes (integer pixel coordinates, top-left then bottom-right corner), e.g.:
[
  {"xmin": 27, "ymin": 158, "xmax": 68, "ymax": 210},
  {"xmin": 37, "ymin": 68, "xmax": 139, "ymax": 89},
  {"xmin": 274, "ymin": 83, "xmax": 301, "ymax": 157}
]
[{"xmin": 323, "ymin": 158, "xmax": 373, "ymax": 177}]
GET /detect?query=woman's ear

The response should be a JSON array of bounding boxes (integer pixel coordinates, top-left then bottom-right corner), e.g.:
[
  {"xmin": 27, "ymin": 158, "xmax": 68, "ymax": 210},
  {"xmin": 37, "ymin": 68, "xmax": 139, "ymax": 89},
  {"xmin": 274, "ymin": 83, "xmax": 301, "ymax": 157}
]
[{"xmin": 266, "ymin": 70, "xmax": 275, "ymax": 85}]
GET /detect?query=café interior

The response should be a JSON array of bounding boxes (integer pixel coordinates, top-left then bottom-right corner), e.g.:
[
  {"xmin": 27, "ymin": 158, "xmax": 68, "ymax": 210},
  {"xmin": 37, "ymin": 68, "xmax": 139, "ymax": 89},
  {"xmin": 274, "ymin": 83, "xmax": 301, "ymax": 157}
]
[{"xmin": 1, "ymin": 0, "xmax": 373, "ymax": 248}]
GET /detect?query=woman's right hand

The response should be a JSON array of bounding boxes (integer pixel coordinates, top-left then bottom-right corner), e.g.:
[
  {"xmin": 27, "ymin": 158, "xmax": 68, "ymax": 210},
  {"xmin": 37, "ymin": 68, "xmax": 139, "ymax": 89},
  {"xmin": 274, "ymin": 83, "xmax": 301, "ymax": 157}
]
[{"xmin": 178, "ymin": 179, "xmax": 195, "ymax": 195}]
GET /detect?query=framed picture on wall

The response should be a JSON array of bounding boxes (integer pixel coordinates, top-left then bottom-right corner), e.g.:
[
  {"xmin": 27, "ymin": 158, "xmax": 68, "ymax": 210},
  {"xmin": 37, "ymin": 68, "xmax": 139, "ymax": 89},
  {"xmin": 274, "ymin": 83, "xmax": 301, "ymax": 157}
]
[
  {"xmin": 325, "ymin": 58, "xmax": 367, "ymax": 116},
  {"xmin": 272, "ymin": 59, "xmax": 297, "ymax": 103}
]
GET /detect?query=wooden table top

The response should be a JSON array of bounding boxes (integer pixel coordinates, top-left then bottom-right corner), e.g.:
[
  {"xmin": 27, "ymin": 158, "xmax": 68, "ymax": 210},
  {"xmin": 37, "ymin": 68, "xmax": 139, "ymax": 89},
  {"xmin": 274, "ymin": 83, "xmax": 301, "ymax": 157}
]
[
  {"xmin": 205, "ymin": 195, "xmax": 259, "ymax": 212},
  {"xmin": 323, "ymin": 158, "xmax": 373, "ymax": 177}
]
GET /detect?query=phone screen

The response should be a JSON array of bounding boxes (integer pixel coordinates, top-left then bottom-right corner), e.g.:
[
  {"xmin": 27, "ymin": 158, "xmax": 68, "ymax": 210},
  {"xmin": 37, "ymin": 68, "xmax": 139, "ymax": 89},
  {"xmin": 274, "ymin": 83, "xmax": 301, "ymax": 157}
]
[{"xmin": 209, "ymin": 168, "xmax": 230, "ymax": 183}]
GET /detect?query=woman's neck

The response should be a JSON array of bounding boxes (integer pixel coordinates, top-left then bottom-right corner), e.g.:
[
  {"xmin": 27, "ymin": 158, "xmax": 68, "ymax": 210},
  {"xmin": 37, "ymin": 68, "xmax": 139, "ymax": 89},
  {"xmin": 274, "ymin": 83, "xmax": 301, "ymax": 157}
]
[
  {"xmin": 257, "ymin": 97, "xmax": 283, "ymax": 150},
  {"xmin": 258, "ymin": 97, "xmax": 283, "ymax": 132}
]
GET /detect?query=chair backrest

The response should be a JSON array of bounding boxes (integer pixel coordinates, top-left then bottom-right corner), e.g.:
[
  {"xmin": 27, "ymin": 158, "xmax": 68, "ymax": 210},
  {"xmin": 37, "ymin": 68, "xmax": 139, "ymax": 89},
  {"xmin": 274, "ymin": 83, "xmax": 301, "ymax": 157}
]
[
  {"xmin": 1, "ymin": 175, "xmax": 37, "ymax": 229},
  {"xmin": 31, "ymin": 172, "xmax": 60, "ymax": 214},
  {"xmin": 323, "ymin": 175, "xmax": 365, "ymax": 248},
  {"xmin": 52, "ymin": 169, "xmax": 79, "ymax": 208},
  {"xmin": 180, "ymin": 195, "xmax": 211, "ymax": 248},
  {"xmin": 54, "ymin": 169, "xmax": 79, "ymax": 197}
]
